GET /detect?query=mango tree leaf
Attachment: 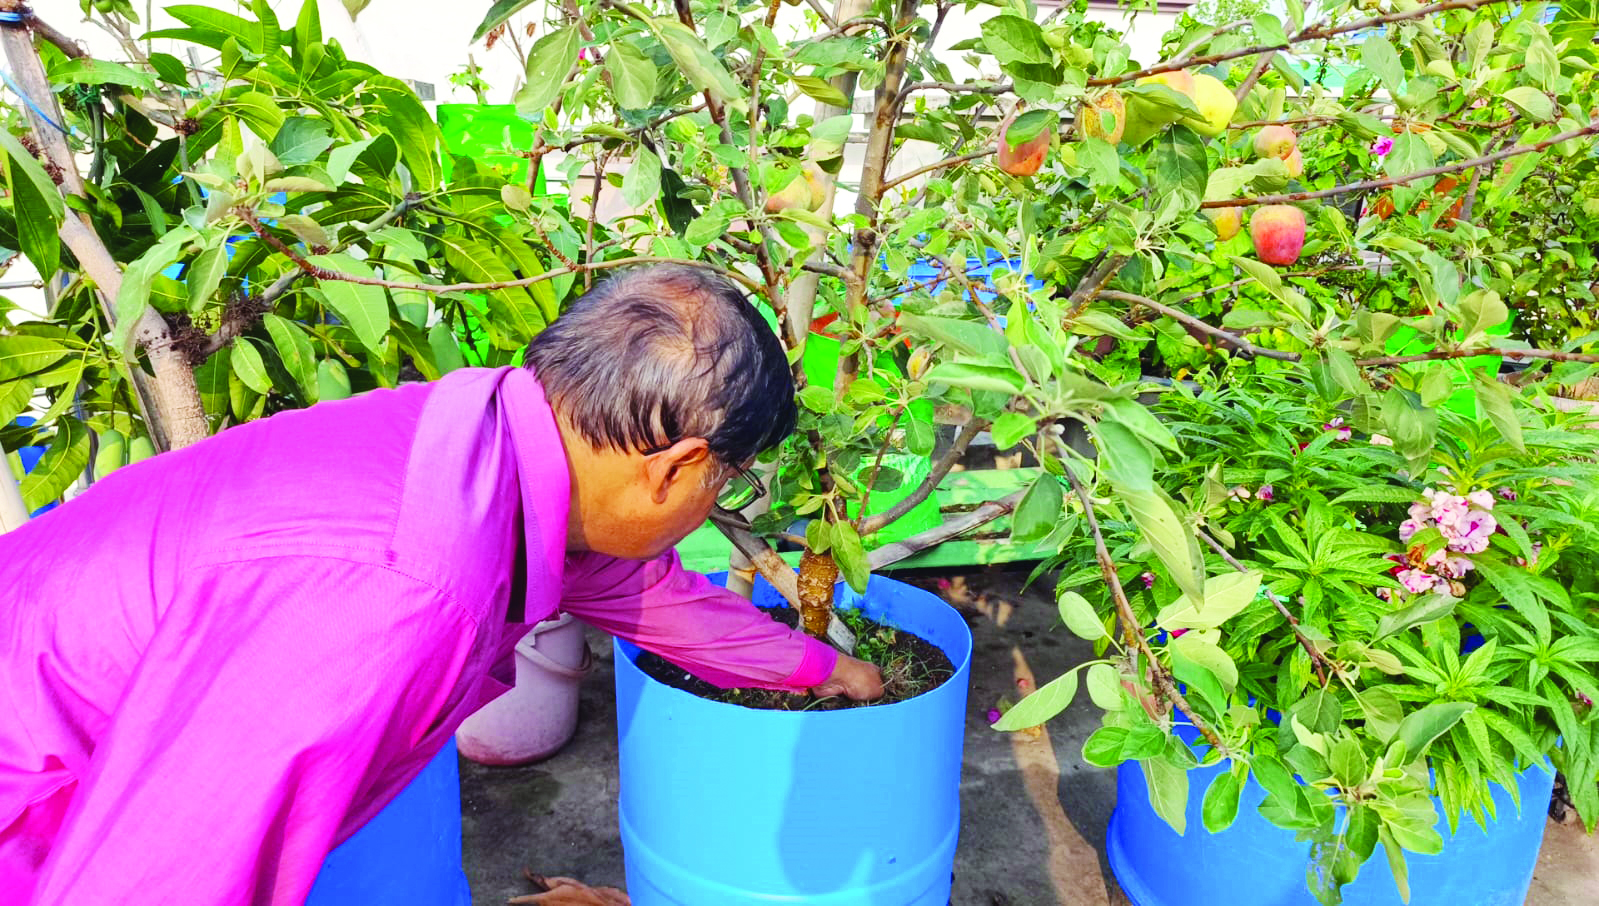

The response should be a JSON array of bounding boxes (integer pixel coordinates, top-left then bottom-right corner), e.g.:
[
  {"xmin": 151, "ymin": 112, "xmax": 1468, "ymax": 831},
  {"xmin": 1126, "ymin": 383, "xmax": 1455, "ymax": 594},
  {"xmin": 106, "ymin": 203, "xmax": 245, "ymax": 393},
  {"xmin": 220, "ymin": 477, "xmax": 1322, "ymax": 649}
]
[
  {"xmin": 110, "ymin": 227, "xmax": 196, "ymax": 349},
  {"xmin": 19, "ymin": 416, "xmax": 89, "ymax": 511},
  {"xmin": 0, "ymin": 336, "xmax": 68, "ymax": 382},
  {"xmin": 516, "ymin": 25, "xmax": 581, "ymax": 116},
  {"xmin": 264, "ymin": 313, "xmax": 317, "ymax": 399},
  {"xmin": 270, "ymin": 117, "xmax": 334, "ymax": 166},
  {"xmin": 306, "ymin": 254, "xmax": 390, "ymax": 353},
  {"xmin": 1012, "ymin": 473, "xmax": 1063, "ymax": 542},
  {"xmin": 229, "ymin": 339, "xmax": 274, "ymax": 393},
  {"xmin": 48, "ymin": 58, "xmax": 157, "ymax": 91},
  {"xmin": 994, "ymin": 668, "xmax": 1078, "ymax": 730},
  {"xmin": 186, "ymin": 242, "xmax": 229, "ymax": 313}
]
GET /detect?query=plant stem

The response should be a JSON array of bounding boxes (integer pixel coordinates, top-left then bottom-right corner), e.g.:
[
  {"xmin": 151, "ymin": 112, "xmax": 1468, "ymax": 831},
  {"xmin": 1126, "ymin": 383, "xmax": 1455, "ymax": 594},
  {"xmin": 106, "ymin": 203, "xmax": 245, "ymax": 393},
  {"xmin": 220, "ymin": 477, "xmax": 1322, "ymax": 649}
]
[
  {"xmin": 859, "ymin": 416, "xmax": 985, "ymax": 534},
  {"xmin": 867, "ymin": 487, "xmax": 1025, "ymax": 569},
  {"xmin": 1099, "ymin": 290, "xmax": 1299, "ymax": 361},
  {"xmin": 796, "ymin": 547, "xmax": 839, "ymax": 638},
  {"xmin": 1064, "ymin": 467, "xmax": 1228, "ymax": 753}
]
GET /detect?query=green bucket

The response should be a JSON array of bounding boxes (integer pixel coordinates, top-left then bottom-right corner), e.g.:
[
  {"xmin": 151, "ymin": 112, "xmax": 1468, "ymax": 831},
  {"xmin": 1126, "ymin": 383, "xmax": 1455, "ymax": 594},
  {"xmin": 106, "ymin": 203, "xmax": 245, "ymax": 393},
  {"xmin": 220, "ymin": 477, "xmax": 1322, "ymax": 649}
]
[{"xmin": 1385, "ymin": 312, "xmax": 1514, "ymax": 418}]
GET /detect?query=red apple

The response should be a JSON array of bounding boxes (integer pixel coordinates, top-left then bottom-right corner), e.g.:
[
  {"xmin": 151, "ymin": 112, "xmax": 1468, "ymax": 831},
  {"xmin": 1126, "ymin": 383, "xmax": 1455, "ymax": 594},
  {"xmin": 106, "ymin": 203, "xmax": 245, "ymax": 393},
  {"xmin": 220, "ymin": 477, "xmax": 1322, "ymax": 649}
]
[
  {"xmin": 997, "ymin": 108, "xmax": 1055, "ymax": 177},
  {"xmin": 1251, "ymin": 204, "xmax": 1306, "ymax": 266}
]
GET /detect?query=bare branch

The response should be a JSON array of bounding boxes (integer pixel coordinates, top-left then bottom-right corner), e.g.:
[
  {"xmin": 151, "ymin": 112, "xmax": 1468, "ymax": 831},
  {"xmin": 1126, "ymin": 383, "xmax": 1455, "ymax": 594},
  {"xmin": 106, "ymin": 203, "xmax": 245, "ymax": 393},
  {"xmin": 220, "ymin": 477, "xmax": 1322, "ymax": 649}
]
[
  {"xmin": 1099, "ymin": 290, "xmax": 1299, "ymax": 361},
  {"xmin": 860, "ymin": 416, "xmax": 985, "ymax": 534},
  {"xmin": 881, "ymin": 148, "xmax": 995, "ymax": 193},
  {"xmin": 868, "ymin": 488, "xmax": 1025, "ymax": 570}
]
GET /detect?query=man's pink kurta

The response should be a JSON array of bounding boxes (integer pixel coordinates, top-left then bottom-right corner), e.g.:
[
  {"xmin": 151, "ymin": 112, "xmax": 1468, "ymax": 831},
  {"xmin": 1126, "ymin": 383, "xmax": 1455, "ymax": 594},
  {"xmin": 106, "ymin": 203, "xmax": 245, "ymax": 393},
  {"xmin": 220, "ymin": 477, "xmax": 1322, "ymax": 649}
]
[{"xmin": 0, "ymin": 366, "xmax": 835, "ymax": 904}]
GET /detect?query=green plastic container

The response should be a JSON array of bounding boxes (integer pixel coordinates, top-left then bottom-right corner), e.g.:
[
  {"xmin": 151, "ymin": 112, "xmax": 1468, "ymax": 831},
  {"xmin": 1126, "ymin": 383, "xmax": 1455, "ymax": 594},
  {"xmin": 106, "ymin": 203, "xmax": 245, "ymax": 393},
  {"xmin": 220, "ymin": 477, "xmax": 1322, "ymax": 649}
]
[{"xmin": 1385, "ymin": 313, "xmax": 1514, "ymax": 418}]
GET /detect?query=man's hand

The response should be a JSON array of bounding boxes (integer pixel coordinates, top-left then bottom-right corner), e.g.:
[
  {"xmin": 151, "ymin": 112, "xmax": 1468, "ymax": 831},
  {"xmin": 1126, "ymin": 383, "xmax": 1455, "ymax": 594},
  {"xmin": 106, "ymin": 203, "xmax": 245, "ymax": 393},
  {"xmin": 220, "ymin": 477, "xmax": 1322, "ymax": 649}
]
[{"xmin": 811, "ymin": 654, "xmax": 883, "ymax": 700}]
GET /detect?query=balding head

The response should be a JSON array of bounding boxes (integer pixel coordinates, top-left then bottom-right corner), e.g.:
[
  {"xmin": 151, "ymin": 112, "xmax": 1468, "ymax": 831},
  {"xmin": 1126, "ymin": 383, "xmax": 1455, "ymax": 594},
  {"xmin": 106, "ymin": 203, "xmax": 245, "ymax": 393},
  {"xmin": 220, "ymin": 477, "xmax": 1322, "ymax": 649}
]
[{"xmin": 522, "ymin": 265, "xmax": 796, "ymax": 467}]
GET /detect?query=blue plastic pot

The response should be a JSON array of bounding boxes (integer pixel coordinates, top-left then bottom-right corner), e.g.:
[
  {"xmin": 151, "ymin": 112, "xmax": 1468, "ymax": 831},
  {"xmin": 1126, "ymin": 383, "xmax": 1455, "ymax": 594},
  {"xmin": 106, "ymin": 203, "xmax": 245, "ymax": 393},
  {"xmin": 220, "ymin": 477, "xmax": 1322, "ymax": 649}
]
[
  {"xmin": 305, "ymin": 738, "xmax": 471, "ymax": 906},
  {"xmin": 1108, "ymin": 743, "xmax": 1555, "ymax": 906},
  {"xmin": 614, "ymin": 574, "xmax": 972, "ymax": 905}
]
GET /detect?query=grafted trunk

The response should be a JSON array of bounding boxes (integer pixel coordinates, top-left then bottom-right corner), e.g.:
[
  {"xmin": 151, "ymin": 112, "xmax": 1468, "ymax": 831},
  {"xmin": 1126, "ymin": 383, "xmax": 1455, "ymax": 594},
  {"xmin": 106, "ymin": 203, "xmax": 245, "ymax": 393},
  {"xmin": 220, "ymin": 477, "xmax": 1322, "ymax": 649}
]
[{"xmin": 796, "ymin": 547, "xmax": 840, "ymax": 638}]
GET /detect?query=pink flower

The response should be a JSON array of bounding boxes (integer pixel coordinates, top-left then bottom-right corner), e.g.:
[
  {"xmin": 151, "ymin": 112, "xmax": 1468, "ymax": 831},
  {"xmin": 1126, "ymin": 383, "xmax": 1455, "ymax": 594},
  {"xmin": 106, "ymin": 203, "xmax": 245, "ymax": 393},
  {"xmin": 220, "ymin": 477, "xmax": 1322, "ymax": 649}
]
[
  {"xmin": 987, "ymin": 708, "xmax": 1002, "ymax": 724},
  {"xmin": 1370, "ymin": 433, "xmax": 1393, "ymax": 446},
  {"xmin": 1397, "ymin": 569, "xmax": 1438, "ymax": 594},
  {"xmin": 1436, "ymin": 556, "xmax": 1474, "ymax": 579},
  {"xmin": 1324, "ymin": 417, "xmax": 1351, "ymax": 441},
  {"xmin": 1449, "ymin": 510, "xmax": 1497, "ymax": 554},
  {"xmin": 1370, "ymin": 137, "xmax": 1395, "ymax": 157},
  {"xmin": 1467, "ymin": 490, "xmax": 1496, "ymax": 511},
  {"xmin": 1257, "ymin": 484, "xmax": 1275, "ymax": 502},
  {"xmin": 1428, "ymin": 490, "xmax": 1470, "ymax": 529},
  {"xmin": 1230, "ymin": 485, "xmax": 1253, "ymax": 501},
  {"xmin": 1498, "ymin": 487, "xmax": 1518, "ymax": 501},
  {"xmin": 1170, "ymin": 628, "xmax": 1190, "ymax": 638},
  {"xmin": 1399, "ymin": 519, "xmax": 1424, "ymax": 542},
  {"xmin": 1140, "ymin": 571, "xmax": 1156, "ymax": 589}
]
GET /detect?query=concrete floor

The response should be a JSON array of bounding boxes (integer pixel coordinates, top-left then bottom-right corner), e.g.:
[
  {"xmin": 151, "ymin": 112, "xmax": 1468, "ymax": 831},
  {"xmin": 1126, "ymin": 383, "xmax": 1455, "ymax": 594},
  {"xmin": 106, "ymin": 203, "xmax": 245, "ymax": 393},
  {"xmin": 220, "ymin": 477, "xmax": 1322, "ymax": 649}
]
[{"xmin": 459, "ymin": 566, "xmax": 1598, "ymax": 905}]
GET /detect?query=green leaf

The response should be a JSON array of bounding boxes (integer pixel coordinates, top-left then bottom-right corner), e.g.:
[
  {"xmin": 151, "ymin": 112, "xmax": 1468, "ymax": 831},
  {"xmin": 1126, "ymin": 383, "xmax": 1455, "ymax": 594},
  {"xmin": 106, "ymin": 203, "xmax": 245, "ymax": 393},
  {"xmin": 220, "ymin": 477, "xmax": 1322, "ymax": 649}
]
[
  {"xmin": 990, "ymin": 412, "xmax": 1035, "ymax": 450},
  {"xmin": 923, "ymin": 361, "xmax": 1024, "ymax": 394},
  {"xmin": 7, "ymin": 158, "xmax": 60, "ymax": 283},
  {"xmin": 1384, "ymin": 133, "xmax": 1435, "ymax": 180},
  {"xmin": 228, "ymin": 89, "xmax": 286, "ymax": 140},
  {"xmin": 264, "ymin": 313, "xmax": 317, "ymax": 399},
  {"xmin": 1202, "ymin": 767, "xmax": 1244, "ymax": 833},
  {"xmin": 1082, "ymin": 726, "xmax": 1128, "ymax": 766},
  {"xmin": 1086, "ymin": 663, "xmax": 1122, "ymax": 710},
  {"xmin": 1151, "ymin": 126, "xmax": 1209, "ymax": 203},
  {"xmin": 364, "ymin": 76, "xmax": 442, "ymax": 192},
  {"xmin": 792, "ymin": 75, "xmax": 848, "ymax": 107},
  {"xmin": 1143, "ymin": 757, "xmax": 1190, "ymax": 836},
  {"xmin": 1473, "ymin": 374, "xmax": 1524, "ymax": 452},
  {"xmin": 1157, "ymin": 570, "xmax": 1261, "ymax": 631},
  {"xmin": 1172, "ymin": 632, "xmax": 1239, "ymax": 692},
  {"xmin": 1058, "ymin": 591, "xmax": 1107, "ymax": 641},
  {"xmin": 1459, "ymin": 289, "xmax": 1509, "ymax": 341},
  {"xmin": 1356, "ymin": 686, "xmax": 1404, "ymax": 742},
  {"xmin": 306, "ymin": 254, "xmax": 390, "ymax": 353},
  {"xmin": 1121, "ymin": 487, "xmax": 1203, "ymax": 602},
  {"xmin": 1361, "ymin": 35, "xmax": 1405, "ymax": 94},
  {"xmin": 898, "ymin": 313, "xmax": 1008, "ymax": 362},
  {"xmin": 1375, "ymin": 593, "xmax": 1456, "ymax": 640},
  {"xmin": 0, "ymin": 336, "xmax": 68, "ymax": 382},
  {"xmin": 110, "ymin": 227, "xmax": 195, "ymax": 349},
  {"xmin": 833, "ymin": 521, "xmax": 869, "ymax": 593},
  {"xmin": 1012, "ymin": 473, "xmax": 1063, "ymax": 543},
  {"xmin": 1379, "ymin": 828, "xmax": 1412, "ymax": 902},
  {"xmin": 472, "ymin": 0, "xmax": 540, "ymax": 42},
  {"xmin": 229, "ymin": 339, "xmax": 274, "ymax": 394},
  {"xmin": 326, "ymin": 138, "xmax": 374, "ymax": 185},
  {"xmin": 0, "ymin": 128, "xmax": 64, "ymax": 223},
  {"xmin": 609, "ymin": 42, "xmax": 659, "ymax": 109},
  {"xmin": 186, "ymin": 243, "xmax": 229, "ymax": 314},
  {"xmin": 1092, "ymin": 419, "xmax": 1153, "ymax": 492},
  {"xmin": 653, "ymin": 19, "xmax": 743, "ymax": 104},
  {"xmin": 1502, "ymin": 86, "xmax": 1554, "ymax": 122},
  {"xmin": 270, "ymin": 117, "xmax": 334, "ymax": 166},
  {"xmin": 981, "ymin": 15, "xmax": 1050, "ymax": 66},
  {"xmin": 1394, "ymin": 702, "xmax": 1475, "ymax": 764},
  {"xmin": 47, "ymin": 58, "xmax": 155, "ymax": 91},
  {"xmin": 995, "ymin": 669, "xmax": 1078, "ymax": 730},
  {"xmin": 427, "ymin": 322, "xmax": 466, "ymax": 374},
  {"xmin": 516, "ymin": 25, "xmax": 582, "ymax": 115},
  {"xmin": 623, "ymin": 146, "xmax": 662, "ymax": 210},
  {"xmin": 1003, "ymin": 109, "xmax": 1057, "ymax": 149},
  {"xmin": 905, "ymin": 414, "xmax": 935, "ymax": 457},
  {"xmin": 19, "ymin": 416, "xmax": 89, "ymax": 511}
]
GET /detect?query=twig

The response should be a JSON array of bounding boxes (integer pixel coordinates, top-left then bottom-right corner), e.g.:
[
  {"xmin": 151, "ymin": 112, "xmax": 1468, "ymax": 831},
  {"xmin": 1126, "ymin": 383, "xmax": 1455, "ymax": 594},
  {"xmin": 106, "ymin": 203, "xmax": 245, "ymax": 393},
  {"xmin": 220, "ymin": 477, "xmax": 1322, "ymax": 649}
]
[
  {"xmin": 880, "ymin": 148, "xmax": 996, "ymax": 193},
  {"xmin": 1092, "ymin": 0, "xmax": 1511, "ymax": 86},
  {"xmin": 854, "ymin": 404, "xmax": 907, "ymax": 532},
  {"xmin": 860, "ymin": 416, "xmax": 985, "ymax": 534},
  {"xmin": 1064, "ymin": 467, "xmax": 1227, "ymax": 753},
  {"xmin": 1198, "ymin": 529, "xmax": 1330, "ymax": 686},
  {"xmin": 1356, "ymin": 347, "xmax": 1599, "ymax": 366},
  {"xmin": 26, "ymin": 10, "xmax": 86, "ymax": 59},
  {"xmin": 901, "ymin": 80, "xmax": 1012, "ymax": 96},
  {"xmin": 1233, "ymin": 51, "xmax": 1275, "ymax": 103},
  {"xmin": 1208, "ymin": 119, "xmax": 1599, "ymax": 208},
  {"xmin": 1064, "ymin": 254, "xmax": 1129, "ymax": 320},
  {"xmin": 868, "ymin": 488, "xmax": 1026, "ymax": 569},
  {"xmin": 1099, "ymin": 290, "xmax": 1298, "ymax": 361}
]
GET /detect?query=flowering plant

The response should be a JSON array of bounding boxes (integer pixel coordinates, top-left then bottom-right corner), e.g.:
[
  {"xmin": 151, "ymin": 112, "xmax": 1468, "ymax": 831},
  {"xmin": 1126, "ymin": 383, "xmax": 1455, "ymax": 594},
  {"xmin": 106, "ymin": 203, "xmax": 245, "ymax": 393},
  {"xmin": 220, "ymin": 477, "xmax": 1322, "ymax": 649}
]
[{"xmin": 1009, "ymin": 367, "xmax": 1599, "ymax": 904}]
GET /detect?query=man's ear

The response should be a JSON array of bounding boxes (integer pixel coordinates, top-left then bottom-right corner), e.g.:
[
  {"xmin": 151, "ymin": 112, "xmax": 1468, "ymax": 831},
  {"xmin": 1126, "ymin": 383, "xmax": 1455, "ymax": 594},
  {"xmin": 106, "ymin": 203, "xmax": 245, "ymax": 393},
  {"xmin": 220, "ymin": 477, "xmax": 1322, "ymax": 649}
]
[{"xmin": 642, "ymin": 437, "xmax": 714, "ymax": 504}]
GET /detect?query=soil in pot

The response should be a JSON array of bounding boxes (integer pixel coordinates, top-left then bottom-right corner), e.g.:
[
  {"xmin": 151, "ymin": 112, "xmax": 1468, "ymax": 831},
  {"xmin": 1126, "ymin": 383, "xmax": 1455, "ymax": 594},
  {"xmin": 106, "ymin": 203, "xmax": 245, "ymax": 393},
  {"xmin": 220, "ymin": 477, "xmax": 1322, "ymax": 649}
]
[{"xmin": 634, "ymin": 606, "xmax": 954, "ymax": 711}]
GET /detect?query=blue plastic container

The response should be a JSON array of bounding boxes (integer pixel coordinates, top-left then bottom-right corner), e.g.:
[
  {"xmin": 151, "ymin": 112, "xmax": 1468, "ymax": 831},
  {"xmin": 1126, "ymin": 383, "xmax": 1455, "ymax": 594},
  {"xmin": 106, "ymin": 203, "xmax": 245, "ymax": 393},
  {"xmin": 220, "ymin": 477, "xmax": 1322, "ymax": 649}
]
[
  {"xmin": 12, "ymin": 416, "xmax": 58, "ymax": 517},
  {"xmin": 305, "ymin": 738, "xmax": 472, "ymax": 906},
  {"xmin": 614, "ymin": 574, "xmax": 972, "ymax": 905},
  {"xmin": 1108, "ymin": 742, "xmax": 1555, "ymax": 906}
]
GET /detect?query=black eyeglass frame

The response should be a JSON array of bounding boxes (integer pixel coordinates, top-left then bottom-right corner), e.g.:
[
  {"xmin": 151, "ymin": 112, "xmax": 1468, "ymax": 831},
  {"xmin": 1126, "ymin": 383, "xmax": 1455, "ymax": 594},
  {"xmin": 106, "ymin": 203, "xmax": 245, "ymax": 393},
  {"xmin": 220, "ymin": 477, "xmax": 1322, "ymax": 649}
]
[{"xmin": 639, "ymin": 440, "xmax": 767, "ymax": 511}]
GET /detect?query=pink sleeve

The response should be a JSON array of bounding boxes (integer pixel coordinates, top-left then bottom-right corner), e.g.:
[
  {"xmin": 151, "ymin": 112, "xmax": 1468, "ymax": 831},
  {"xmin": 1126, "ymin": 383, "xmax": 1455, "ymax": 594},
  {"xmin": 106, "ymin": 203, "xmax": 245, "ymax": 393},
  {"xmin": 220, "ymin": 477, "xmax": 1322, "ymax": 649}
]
[
  {"xmin": 560, "ymin": 551, "xmax": 837, "ymax": 690},
  {"xmin": 31, "ymin": 557, "xmax": 479, "ymax": 905}
]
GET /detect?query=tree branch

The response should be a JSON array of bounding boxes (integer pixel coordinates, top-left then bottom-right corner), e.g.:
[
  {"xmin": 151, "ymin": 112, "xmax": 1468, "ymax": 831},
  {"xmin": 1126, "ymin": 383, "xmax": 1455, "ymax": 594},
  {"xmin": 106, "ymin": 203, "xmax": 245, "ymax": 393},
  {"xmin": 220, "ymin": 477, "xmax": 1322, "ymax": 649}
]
[
  {"xmin": 1198, "ymin": 529, "xmax": 1330, "ymax": 686},
  {"xmin": 1064, "ymin": 467, "xmax": 1227, "ymax": 753},
  {"xmin": 1092, "ymin": 0, "xmax": 1511, "ymax": 87},
  {"xmin": 860, "ymin": 416, "xmax": 985, "ymax": 534},
  {"xmin": 880, "ymin": 148, "xmax": 995, "ymax": 193},
  {"xmin": 868, "ymin": 487, "xmax": 1026, "ymax": 570},
  {"xmin": 1207, "ymin": 119, "xmax": 1599, "ymax": 208},
  {"xmin": 1099, "ymin": 290, "xmax": 1298, "ymax": 361},
  {"xmin": 1064, "ymin": 254, "xmax": 1129, "ymax": 320},
  {"xmin": 709, "ymin": 510, "xmax": 800, "ymax": 606}
]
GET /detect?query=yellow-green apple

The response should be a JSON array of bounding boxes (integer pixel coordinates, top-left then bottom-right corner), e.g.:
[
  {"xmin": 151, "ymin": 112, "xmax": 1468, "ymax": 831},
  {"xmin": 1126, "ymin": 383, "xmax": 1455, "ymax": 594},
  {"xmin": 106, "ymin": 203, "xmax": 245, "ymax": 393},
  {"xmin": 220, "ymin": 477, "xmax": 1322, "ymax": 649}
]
[
  {"xmin": 1187, "ymin": 73, "xmax": 1237, "ymax": 137},
  {"xmin": 1077, "ymin": 92, "xmax": 1126, "ymax": 144},
  {"xmin": 1284, "ymin": 146, "xmax": 1304, "ymax": 178},
  {"xmin": 1251, "ymin": 204, "xmax": 1306, "ymax": 265},
  {"xmin": 1205, "ymin": 206, "xmax": 1243, "ymax": 240},
  {"xmin": 1253, "ymin": 124, "xmax": 1298, "ymax": 160},
  {"xmin": 765, "ymin": 168, "xmax": 814, "ymax": 213}
]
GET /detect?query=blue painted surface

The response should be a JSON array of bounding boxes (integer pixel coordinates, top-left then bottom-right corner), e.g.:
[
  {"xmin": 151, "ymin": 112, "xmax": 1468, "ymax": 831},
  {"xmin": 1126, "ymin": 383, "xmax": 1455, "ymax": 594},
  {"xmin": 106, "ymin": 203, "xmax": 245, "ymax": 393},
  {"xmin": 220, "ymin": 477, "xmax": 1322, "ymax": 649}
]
[
  {"xmin": 1108, "ymin": 734, "xmax": 1555, "ymax": 906},
  {"xmin": 614, "ymin": 574, "xmax": 972, "ymax": 905},
  {"xmin": 305, "ymin": 738, "xmax": 471, "ymax": 906}
]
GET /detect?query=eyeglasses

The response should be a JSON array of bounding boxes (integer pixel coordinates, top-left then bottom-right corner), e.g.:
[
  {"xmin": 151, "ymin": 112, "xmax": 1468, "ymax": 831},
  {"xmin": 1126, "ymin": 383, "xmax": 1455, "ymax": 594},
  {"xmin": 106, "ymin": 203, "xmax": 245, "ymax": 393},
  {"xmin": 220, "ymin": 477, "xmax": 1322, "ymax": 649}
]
[{"xmin": 641, "ymin": 441, "xmax": 767, "ymax": 512}]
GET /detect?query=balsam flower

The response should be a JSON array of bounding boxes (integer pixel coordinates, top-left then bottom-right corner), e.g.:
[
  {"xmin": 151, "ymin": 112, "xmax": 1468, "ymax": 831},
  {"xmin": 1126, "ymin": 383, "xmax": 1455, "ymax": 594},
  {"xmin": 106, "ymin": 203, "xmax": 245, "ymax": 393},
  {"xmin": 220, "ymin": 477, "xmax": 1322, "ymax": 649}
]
[{"xmin": 1257, "ymin": 484, "xmax": 1275, "ymax": 502}]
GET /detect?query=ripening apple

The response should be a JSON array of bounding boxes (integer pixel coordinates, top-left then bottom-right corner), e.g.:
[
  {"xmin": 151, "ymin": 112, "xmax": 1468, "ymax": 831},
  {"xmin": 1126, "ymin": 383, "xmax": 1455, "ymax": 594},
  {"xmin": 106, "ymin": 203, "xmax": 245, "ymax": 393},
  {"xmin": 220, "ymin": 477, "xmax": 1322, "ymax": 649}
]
[
  {"xmin": 1284, "ymin": 146, "xmax": 1304, "ymax": 179},
  {"xmin": 764, "ymin": 167, "xmax": 825, "ymax": 214},
  {"xmin": 1205, "ymin": 206, "xmax": 1243, "ymax": 241},
  {"xmin": 1250, "ymin": 205, "xmax": 1306, "ymax": 265},
  {"xmin": 1187, "ymin": 73, "xmax": 1237, "ymax": 138},
  {"xmin": 1077, "ymin": 92, "xmax": 1126, "ymax": 144},
  {"xmin": 1253, "ymin": 124, "xmax": 1298, "ymax": 160},
  {"xmin": 996, "ymin": 108, "xmax": 1055, "ymax": 177},
  {"xmin": 1138, "ymin": 69, "xmax": 1196, "ymax": 98},
  {"xmin": 1122, "ymin": 69, "xmax": 1197, "ymax": 146}
]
